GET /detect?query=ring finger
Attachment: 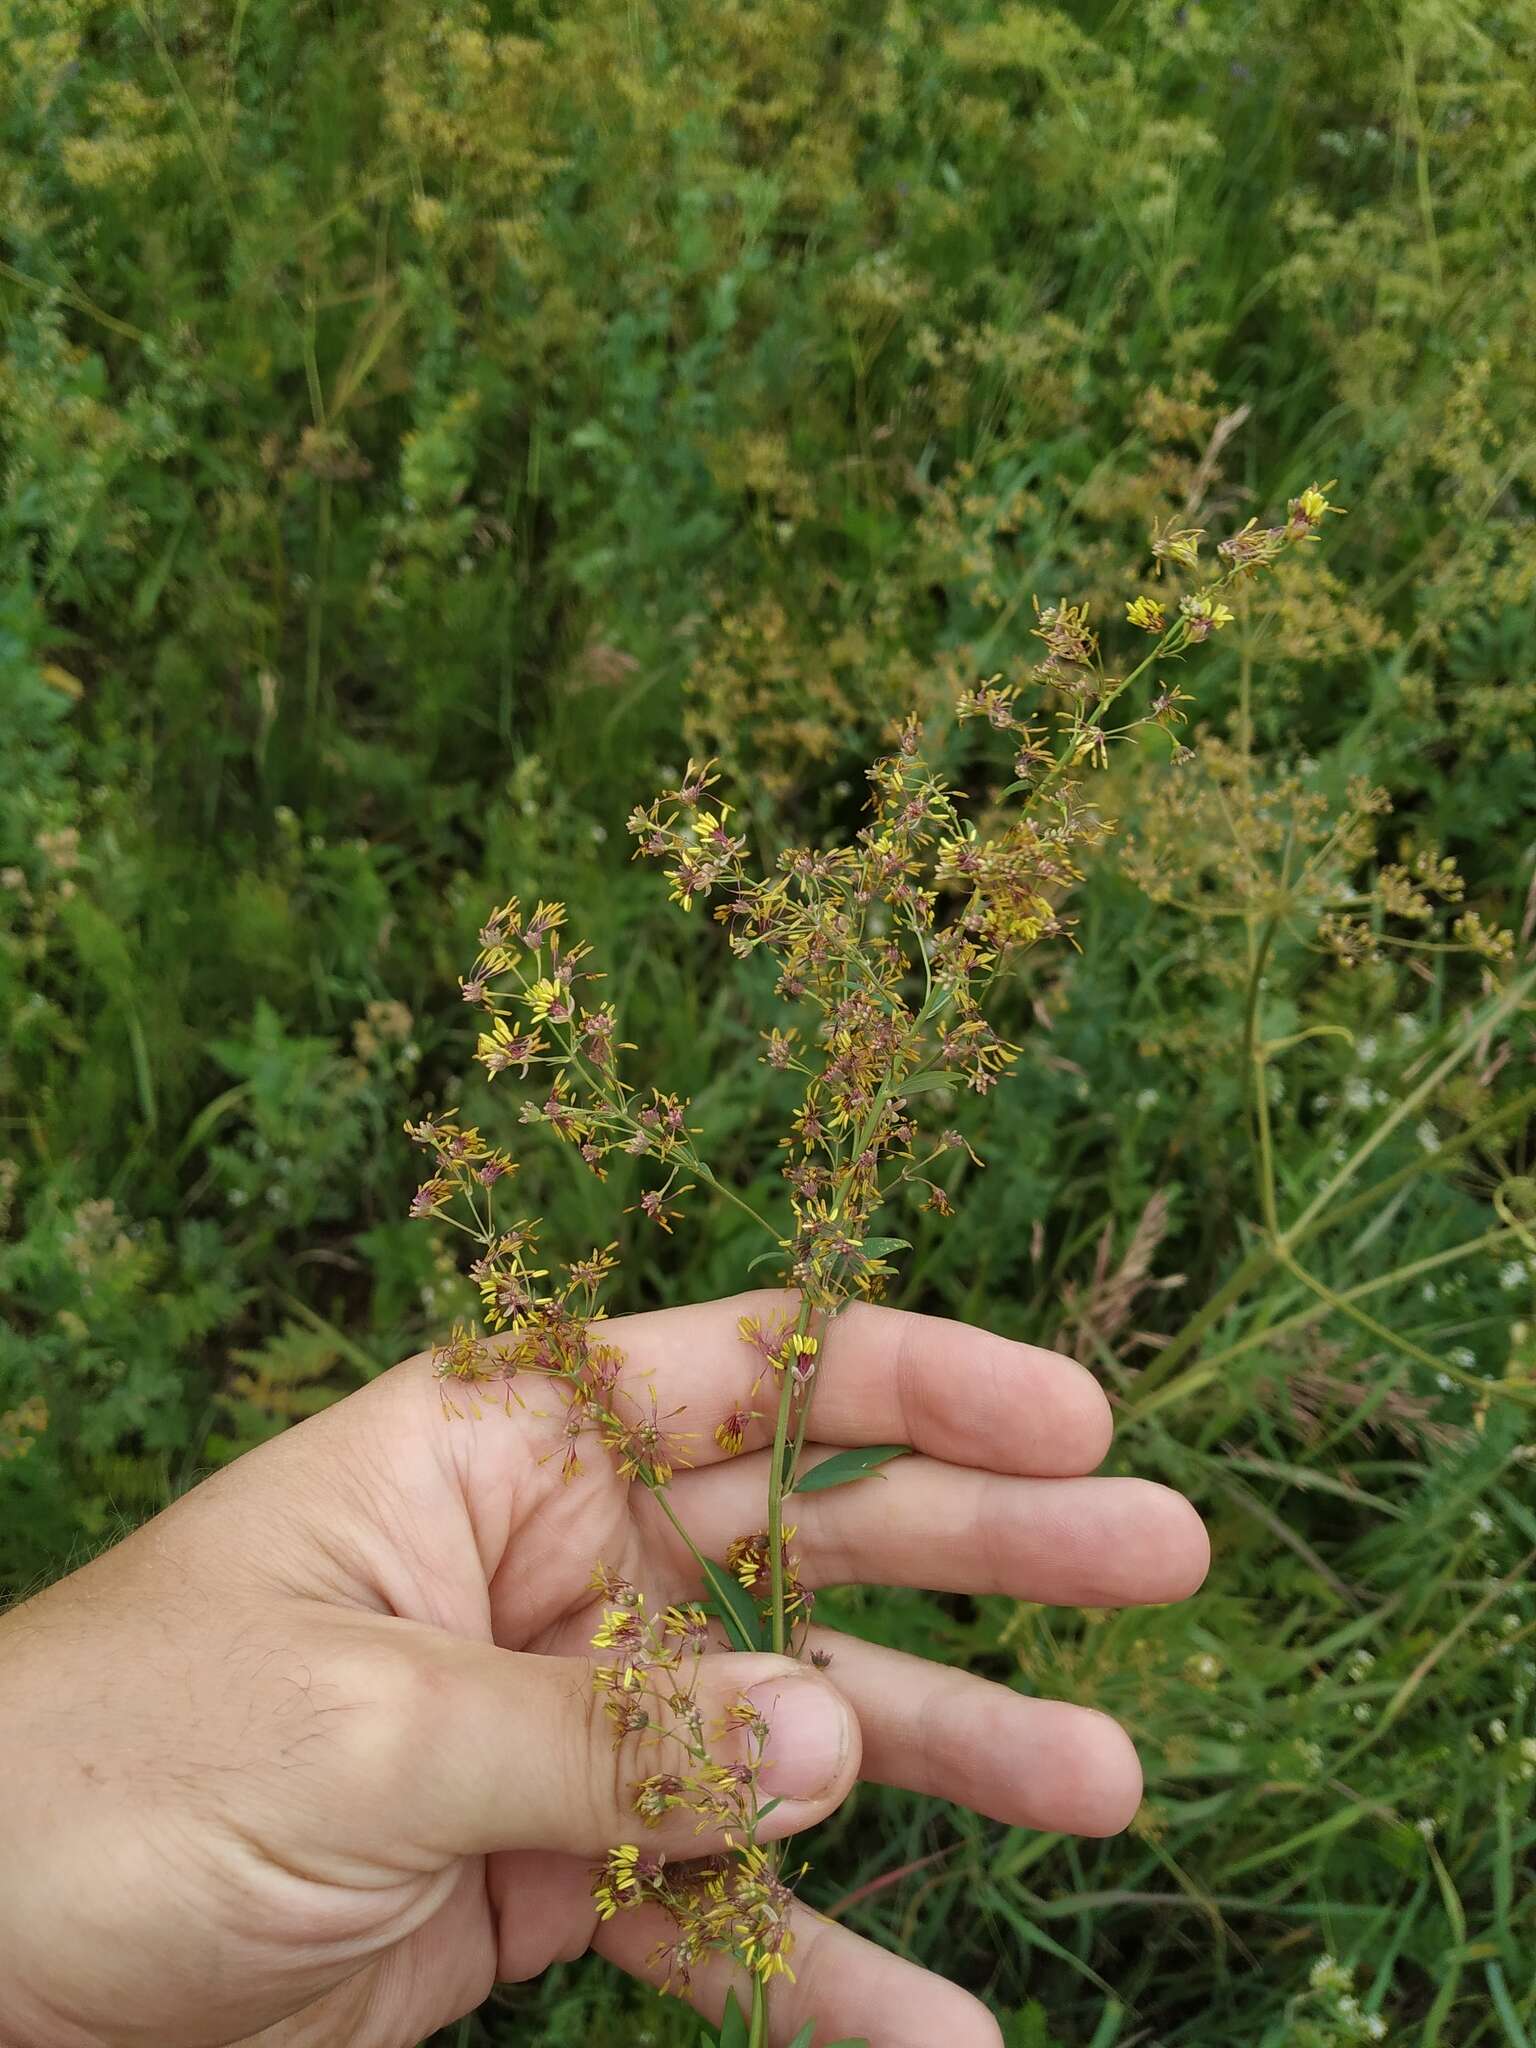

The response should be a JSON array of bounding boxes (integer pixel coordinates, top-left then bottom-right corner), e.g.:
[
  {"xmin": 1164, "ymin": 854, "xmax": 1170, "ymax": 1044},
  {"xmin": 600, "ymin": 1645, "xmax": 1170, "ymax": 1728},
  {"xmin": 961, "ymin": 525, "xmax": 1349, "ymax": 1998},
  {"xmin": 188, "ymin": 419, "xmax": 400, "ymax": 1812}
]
[{"xmin": 657, "ymin": 1451, "xmax": 1210, "ymax": 1609}]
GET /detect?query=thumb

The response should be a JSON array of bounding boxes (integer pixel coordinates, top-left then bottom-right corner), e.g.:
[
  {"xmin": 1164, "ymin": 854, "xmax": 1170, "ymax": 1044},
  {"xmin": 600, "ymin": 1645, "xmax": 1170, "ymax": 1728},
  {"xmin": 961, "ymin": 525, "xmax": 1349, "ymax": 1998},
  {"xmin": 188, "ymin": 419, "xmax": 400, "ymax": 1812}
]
[{"xmin": 396, "ymin": 1630, "xmax": 861, "ymax": 1862}]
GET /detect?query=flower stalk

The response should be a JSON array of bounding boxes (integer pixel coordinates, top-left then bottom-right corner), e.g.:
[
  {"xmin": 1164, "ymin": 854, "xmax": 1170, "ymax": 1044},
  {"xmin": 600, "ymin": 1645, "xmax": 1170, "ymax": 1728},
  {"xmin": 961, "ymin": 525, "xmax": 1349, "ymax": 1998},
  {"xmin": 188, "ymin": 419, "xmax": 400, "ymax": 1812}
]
[{"xmin": 407, "ymin": 484, "xmax": 1355, "ymax": 2037}]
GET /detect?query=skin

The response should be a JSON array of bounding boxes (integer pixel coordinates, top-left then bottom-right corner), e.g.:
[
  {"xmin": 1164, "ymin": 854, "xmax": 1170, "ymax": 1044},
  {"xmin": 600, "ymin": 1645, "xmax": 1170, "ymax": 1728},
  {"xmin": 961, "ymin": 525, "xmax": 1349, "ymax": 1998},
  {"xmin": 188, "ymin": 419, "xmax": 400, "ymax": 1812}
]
[{"xmin": 0, "ymin": 1291, "xmax": 1209, "ymax": 2048}]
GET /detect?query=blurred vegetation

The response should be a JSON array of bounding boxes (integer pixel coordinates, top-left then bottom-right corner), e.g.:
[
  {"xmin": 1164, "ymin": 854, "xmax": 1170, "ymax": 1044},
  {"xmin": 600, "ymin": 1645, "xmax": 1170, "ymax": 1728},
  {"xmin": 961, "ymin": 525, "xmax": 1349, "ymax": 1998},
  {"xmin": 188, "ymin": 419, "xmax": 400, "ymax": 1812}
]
[{"xmin": 3, "ymin": 1, "xmax": 1535, "ymax": 2043}]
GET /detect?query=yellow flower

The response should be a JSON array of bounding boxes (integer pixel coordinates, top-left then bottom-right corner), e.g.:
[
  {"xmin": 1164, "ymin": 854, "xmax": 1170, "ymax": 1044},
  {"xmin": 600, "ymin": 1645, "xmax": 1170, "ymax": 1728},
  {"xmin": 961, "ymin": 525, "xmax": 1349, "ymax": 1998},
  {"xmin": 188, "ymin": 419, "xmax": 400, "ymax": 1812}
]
[
  {"xmin": 1125, "ymin": 594, "xmax": 1166, "ymax": 633},
  {"xmin": 1150, "ymin": 517, "xmax": 1204, "ymax": 573},
  {"xmin": 714, "ymin": 1406, "xmax": 753, "ymax": 1456},
  {"xmin": 520, "ymin": 977, "xmax": 563, "ymax": 1020},
  {"xmin": 591, "ymin": 1844, "xmax": 644, "ymax": 1919},
  {"xmin": 1179, "ymin": 594, "xmax": 1235, "ymax": 641},
  {"xmin": 1289, "ymin": 481, "xmax": 1342, "ymax": 529}
]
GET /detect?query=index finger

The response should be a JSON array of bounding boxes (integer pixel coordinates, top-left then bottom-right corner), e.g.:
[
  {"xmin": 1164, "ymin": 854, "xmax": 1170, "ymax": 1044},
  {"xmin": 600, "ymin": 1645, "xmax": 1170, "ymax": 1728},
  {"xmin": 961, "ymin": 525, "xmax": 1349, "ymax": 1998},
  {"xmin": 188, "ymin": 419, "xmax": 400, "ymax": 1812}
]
[{"xmin": 606, "ymin": 1290, "xmax": 1113, "ymax": 1478}]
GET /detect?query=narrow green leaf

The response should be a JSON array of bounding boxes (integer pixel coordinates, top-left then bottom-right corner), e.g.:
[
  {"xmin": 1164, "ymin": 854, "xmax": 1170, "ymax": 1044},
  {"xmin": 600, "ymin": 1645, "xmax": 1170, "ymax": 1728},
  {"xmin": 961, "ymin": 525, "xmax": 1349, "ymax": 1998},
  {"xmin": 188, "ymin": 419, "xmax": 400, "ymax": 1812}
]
[
  {"xmin": 893, "ymin": 1069, "xmax": 955, "ymax": 1096},
  {"xmin": 858, "ymin": 1235, "xmax": 912, "ymax": 1258},
  {"xmin": 718, "ymin": 1989, "xmax": 750, "ymax": 2048},
  {"xmin": 701, "ymin": 1556, "xmax": 766, "ymax": 1651},
  {"xmin": 825, "ymin": 2038, "xmax": 873, "ymax": 2046},
  {"xmin": 785, "ymin": 2026, "xmax": 816, "ymax": 2048},
  {"xmin": 793, "ymin": 1444, "xmax": 911, "ymax": 1494},
  {"xmin": 1486, "ymin": 1963, "xmax": 1529, "ymax": 2048},
  {"xmin": 747, "ymin": 1245, "xmax": 787, "ymax": 1273}
]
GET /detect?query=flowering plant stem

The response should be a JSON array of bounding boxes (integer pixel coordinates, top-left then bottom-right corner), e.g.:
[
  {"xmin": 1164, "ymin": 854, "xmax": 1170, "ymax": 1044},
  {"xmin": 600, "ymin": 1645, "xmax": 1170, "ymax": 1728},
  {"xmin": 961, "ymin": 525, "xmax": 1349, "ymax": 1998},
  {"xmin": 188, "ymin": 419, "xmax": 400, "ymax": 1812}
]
[{"xmin": 405, "ymin": 482, "xmax": 1358, "ymax": 2039}]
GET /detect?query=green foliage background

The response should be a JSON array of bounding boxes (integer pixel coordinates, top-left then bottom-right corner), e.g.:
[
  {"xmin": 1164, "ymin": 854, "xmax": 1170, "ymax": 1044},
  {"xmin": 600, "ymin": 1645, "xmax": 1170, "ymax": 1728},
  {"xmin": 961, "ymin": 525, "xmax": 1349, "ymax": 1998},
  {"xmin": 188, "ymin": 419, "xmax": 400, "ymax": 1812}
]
[{"xmin": 3, "ymin": 2, "xmax": 1534, "ymax": 2043}]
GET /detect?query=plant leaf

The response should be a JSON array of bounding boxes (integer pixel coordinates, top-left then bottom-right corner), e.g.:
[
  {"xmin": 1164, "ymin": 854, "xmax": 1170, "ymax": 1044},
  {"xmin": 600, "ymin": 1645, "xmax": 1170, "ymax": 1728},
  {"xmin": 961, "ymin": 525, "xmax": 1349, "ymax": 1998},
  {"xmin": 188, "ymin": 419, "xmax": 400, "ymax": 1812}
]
[
  {"xmin": 894, "ymin": 1069, "xmax": 955, "ymax": 1096},
  {"xmin": 858, "ymin": 1235, "xmax": 911, "ymax": 1259},
  {"xmin": 746, "ymin": 1245, "xmax": 787, "ymax": 1273},
  {"xmin": 793, "ymin": 1444, "xmax": 911, "ymax": 1494},
  {"xmin": 785, "ymin": 2027, "xmax": 816, "ymax": 2048},
  {"xmin": 718, "ymin": 1989, "xmax": 750, "ymax": 2048},
  {"xmin": 702, "ymin": 1556, "xmax": 767, "ymax": 1650}
]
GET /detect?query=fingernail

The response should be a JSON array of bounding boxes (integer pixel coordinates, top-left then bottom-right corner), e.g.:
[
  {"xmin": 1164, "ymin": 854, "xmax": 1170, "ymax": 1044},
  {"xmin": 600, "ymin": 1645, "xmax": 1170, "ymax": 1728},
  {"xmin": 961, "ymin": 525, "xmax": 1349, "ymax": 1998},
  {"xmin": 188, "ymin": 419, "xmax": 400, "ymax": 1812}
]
[{"xmin": 747, "ymin": 1675, "xmax": 851, "ymax": 1800}]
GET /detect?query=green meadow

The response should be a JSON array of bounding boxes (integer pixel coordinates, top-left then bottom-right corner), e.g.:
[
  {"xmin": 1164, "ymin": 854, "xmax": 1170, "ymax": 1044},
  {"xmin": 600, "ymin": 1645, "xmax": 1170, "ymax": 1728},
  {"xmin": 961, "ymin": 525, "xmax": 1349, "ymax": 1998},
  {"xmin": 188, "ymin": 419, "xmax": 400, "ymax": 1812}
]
[{"xmin": 3, "ymin": 3, "xmax": 1534, "ymax": 2041}]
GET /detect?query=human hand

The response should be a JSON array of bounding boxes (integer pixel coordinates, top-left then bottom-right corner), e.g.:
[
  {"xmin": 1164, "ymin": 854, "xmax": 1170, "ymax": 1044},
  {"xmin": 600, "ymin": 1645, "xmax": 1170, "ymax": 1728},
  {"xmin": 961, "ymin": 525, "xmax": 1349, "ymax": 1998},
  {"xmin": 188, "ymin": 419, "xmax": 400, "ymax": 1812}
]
[{"xmin": 0, "ymin": 1293, "xmax": 1207, "ymax": 2048}]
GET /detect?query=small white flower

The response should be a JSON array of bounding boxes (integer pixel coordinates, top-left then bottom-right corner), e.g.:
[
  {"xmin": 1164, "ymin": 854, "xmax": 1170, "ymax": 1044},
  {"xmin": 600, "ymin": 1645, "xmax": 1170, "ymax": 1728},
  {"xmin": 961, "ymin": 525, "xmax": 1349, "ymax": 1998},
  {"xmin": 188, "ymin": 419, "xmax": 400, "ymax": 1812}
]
[
  {"xmin": 1344, "ymin": 1076, "xmax": 1373, "ymax": 1111},
  {"xmin": 1448, "ymin": 1346, "xmax": 1477, "ymax": 1371},
  {"xmin": 1357, "ymin": 1034, "xmax": 1379, "ymax": 1063},
  {"xmin": 1397, "ymin": 1012, "xmax": 1425, "ymax": 1042},
  {"xmin": 1471, "ymin": 1507, "xmax": 1495, "ymax": 1537},
  {"xmin": 1416, "ymin": 1815, "xmax": 1436, "ymax": 1838},
  {"xmin": 1499, "ymin": 1260, "xmax": 1526, "ymax": 1290},
  {"xmin": 1135, "ymin": 1087, "xmax": 1159, "ymax": 1112},
  {"xmin": 1346, "ymin": 1648, "xmax": 1376, "ymax": 1680},
  {"xmin": 1353, "ymin": 1701, "xmax": 1373, "ymax": 1722},
  {"xmin": 1416, "ymin": 1119, "xmax": 1438, "ymax": 1151},
  {"xmin": 1490, "ymin": 1717, "xmax": 1508, "ymax": 1745},
  {"xmin": 1421, "ymin": 1280, "xmax": 1438, "ymax": 1301}
]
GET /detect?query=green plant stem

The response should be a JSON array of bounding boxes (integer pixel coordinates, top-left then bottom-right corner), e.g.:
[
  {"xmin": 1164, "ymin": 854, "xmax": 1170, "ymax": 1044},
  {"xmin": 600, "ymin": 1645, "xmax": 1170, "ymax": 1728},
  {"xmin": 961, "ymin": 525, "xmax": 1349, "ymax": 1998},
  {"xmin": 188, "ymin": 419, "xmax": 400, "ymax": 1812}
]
[
  {"xmin": 547, "ymin": 996, "xmax": 781, "ymax": 1243},
  {"xmin": 1137, "ymin": 968, "xmax": 1534, "ymax": 1399},
  {"xmin": 765, "ymin": 1295, "xmax": 814, "ymax": 1656},
  {"xmin": 1274, "ymin": 1246, "xmax": 1534, "ymax": 1404},
  {"xmin": 1244, "ymin": 914, "xmax": 1282, "ymax": 1234},
  {"xmin": 1188, "ymin": 1223, "xmax": 1520, "ymax": 1380},
  {"xmin": 748, "ymin": 1975, "xmax": 768, "ymax": 2048},
  {"xmin": 648, "ymin": 1481, "xmax": 717, "ymax": 1589},
  {"xmin": 1318, "ymin": 1086, "xmax": 1536, "ymax": 1239},
  {"xmin": 691, "ymin": 1160, "xmax": 779, "ymax": 1242},
  {"xmin": 1286, "ymin": 967, "xmax": 1534, "ymax": 1246},
  {"xmin": 1132, "ymin": 1240, "xmax": 1274, "ymax": 1398}
]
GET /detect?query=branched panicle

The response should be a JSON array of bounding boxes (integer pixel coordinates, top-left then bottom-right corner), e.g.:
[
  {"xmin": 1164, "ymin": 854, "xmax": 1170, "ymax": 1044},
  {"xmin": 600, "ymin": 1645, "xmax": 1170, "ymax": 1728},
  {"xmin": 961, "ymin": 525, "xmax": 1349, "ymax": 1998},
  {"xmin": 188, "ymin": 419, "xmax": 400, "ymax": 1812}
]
[{"xmin": 406, "ymin": 485, "xmax": 1355, "ymax": 2025}]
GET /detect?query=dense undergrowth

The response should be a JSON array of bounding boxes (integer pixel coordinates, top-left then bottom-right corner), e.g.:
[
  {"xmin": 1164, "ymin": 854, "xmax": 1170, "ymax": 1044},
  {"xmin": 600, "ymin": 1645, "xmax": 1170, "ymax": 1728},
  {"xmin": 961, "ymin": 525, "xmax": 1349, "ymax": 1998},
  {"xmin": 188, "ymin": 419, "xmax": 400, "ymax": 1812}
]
[{"xmin": 3, "ymin": 2, "xmax": 1534, "ymax": 2043}]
